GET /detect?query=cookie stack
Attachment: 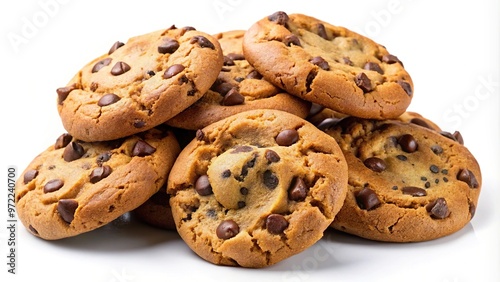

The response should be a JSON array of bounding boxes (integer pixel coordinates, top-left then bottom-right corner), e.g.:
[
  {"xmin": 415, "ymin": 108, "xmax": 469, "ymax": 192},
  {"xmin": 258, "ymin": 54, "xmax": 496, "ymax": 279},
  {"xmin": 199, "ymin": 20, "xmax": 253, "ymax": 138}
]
[{"xmin": 15, "ymin": 11, "xmax": 481, "ymax": 268}]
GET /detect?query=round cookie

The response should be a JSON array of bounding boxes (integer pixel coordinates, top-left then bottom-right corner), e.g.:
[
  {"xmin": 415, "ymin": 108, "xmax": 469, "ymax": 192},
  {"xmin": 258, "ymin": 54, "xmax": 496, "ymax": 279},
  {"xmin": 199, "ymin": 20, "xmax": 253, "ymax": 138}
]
[
  {"xmin": 324, "ymin": 117, "xmax": 481, "ymax": 242},
  {"xmin": 132, "ymin": 185, "xmax": 176, "ymax": 231},
  {"xmin": 167, "ymin": 109, "xmax": 348, "ymax": 267},
  {"xmin": 57, "ymin": 25, "xmax": 224, "ymax": 141},
  {"xmin": 15, "ymin": 127, "xmax": 180, "ymax": 240},
  {"xmin": 243, "ymin": 11, "xmax": 413, "ymax": 119},
  {"xmin": 166, "ymin": 30, "xmax": 310, "ymax": 130}
]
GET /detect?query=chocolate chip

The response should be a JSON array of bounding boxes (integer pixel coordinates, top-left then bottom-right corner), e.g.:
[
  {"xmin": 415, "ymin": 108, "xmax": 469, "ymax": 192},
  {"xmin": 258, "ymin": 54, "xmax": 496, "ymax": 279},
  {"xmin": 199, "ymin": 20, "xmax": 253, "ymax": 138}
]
[
  {"xmin": 226, "ymin": 53, "xmax": 245, "ymax": 61},
  {"xmin": 265, "ymin": 149, "xmax": 280, "ymax": 163},
  {"xmin": 92, "ymin": 58, "xmax": 112, "ymax": 73},
  {"xmin": 306, "ymin": 70, "xmax": 317, "ymax": 92},
  {"xmin": 133, "ymin": 119, "xmax": 146, "ymax": 128},
  {"xmin": 276, "ymin": 129, "xmax": 299, "ymax": 146},
  {"xmin": 431, "ymin": 145, "xmax": 443, "ymax": 155},
  {"xmin": 288, "ymin": 177, "xmax": 308, "ymax": 201},
  {"xmin": 158, "ymin": 38, "xmax": 180, "ymax": 54},
  {"xmin": 316, "ymin": 23, "xmax": 328, "ymax": 40},
  {"xmin": 396, "ymin": 155, "xmax": 407, "ymax": 161},
  {"xmin": 469, "ymin": 201, "xmax": 476, "ymax": 219},
  {"xmin": 90, "ymin": 82, "xmax": 99, "ymax": 92},
  {"xmin": 392, "ymin": 186, "xmax": 398, "ymax": 190},
  {"xmin": 364, "ymin": 62, "xmax": 384, "ymax": 74},
  {"xmin": 63, "ymin": 142, "xmax": 85, "ymax": 162},
  {"xmin": 355, "ymin": 187, "xmax": 381, "ymax": 210},
  {"xmin": 355, "ymin": 73, "xmax": 373, "ymax": 93},
  {"xmin": 108, "ymin": 41, "xmax": 125, "ymax": 55},
  {"xmin": 163, "ymin": 64, "xmax": 185, "ymax": 79},
  {"xmin": 211, "ymin": 81, "xmax": 234, "ymax": 96},
  {"xmin": 240, "ymin": 187, "xmax": 248, "ymax": 195},
  {"xmin": 237, "ymin": 201, "xmax": 246, "ymax": 209},
  {"xmin": 398, "ymin": 80, "xmax": 413, "ymax": 96},
  {"xmin": 440, "ymin": 131, "xmax": 457, "ymax": 142},
  {"xmin": 222, "ymin": 88, "xmax": 245, "ymax": 106},
  {"xmin": 382, "ymin": 54, "xmax": 402, "ymax": 65},
  {"xmin": 132, "ymin": 140, "xmax": 156, "ymax": 157},
  {"xmin": 190, "ymin": 35, "xmax": 215, "ymax": 49},
  {"xmin": 266, "ymin": 214, "xmax": 289, "ymax": 234},
  {"xmin": 110, "ymin": 61, "xmax": 131, "ymax": 76},
  {"xmin": 89, "ymin": 165, "xmax": 112, "ymax": 183},
  {"xmin": 98, "ymin": 93, "xmax": 120, "ymax": 107},
  {"xmin": 363, "ymin": 157, "xmax": 387, "ymax": 172},
  {"xmin": 96, "ymin": 152, "xmax": 111, "ymax": 164},
  {"xmin": 221, "ymin": 169, "xmax": 231, "ymax": 178},
  {"xmin": 443, "ymin": 177, "xmax": 449, "ymax": 183},
  {"xmin": 453, "ymin": 131, "xmax": 464, "ymax": 145},
  {"xmin": 268, "ymin": 11, "xmax": 289, "ymax": 25},
  {"xmin": 216, "ymin": 219, "xmax": 239, "ymax": 239},
  {"xmin": 430, "ymin": 165, "xmax": 439, "ymax": 174},
  {"xmin": 232, "ymin": 146, "xmax": 253, "ymax": 153},
  {"xmin": 309, "ymin": 56, "xmax": 330, "ymax": 70},
  {"xmin": 398, "ymin": 134, "xmax": 418, "ymax": 153},
  {"xmin": 195, "ymin": 175, "xmax": 212, "ymax": 196},
  {"xmin": 23, "ymin": 170, "xmax": 38, "ymax": 184},
  {"xmin": 246, "ymin": 70, "xmax": 262, "ymax": 80},
  {"xmin": 410, "ymin": 118, "xmax": 431, "ymax": 129},
  {"xmin": 425, "ymin": 181, "xmax": 431, "ymax": 188},
  {"xmin": 56, "ymin": 84, "xmax": 78, "ymax": 104},
  {"xmin": 42, "ymin": 179, "xmax": 64, "ymax": 193},
  {"xmin": 441, "ymin": 169, "xmax": 448, "ymax": 175},
  {"xmin": 223, "ymin": 56, "xmax": 235, "ymax": 66},
  {"xmin": 236, "ymin": 156, "xmax": 257, "ymax": 182},
  {"xmin": 316, "ymin": 118, "xmax": 341, "ymax": 131},
  {"xmin": 195, "ymin": 129, "xmax": 205, "ymax": 141},
  {"xmin": 55, "ymin": 133, "xmax": 73, "ymax": 149},
  {"xmin": 28, "ymin": 225, "xmax": 39, "ymax": 235},
  {"xmin": 402, "ymin": 186, "xmax": 427, "ymax": 197},
  {"xmin": 57, "ymin": 199, "xmax": 78, "ymax": 224},
  {"xmin": 457, "ymin": 169, "xmax": 479, "ymax": 188},
  {"xmin": 343, "ymin": 57, "xmax": 354, "ymax": 66},
  {"xmin": 426, "ymin": 198, "xmax": 450, "ymax": 219},
  {"xmin": 263, "ymin": 170, "xmax": 279, "ymax": 189},
  {"xmin": 284, "ymin": 34, "xmax": 301, "ymax": 47}
]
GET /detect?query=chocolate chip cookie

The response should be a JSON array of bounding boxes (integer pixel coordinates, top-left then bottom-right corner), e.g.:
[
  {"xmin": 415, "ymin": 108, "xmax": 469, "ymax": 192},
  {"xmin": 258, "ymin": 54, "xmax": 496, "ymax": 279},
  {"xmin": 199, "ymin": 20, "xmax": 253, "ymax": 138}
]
[
  {"xmin": 15, "ymin": 127, "xmax": 180, "ymax": 240},
  {"xmin": 243, "ymin": 11, "xmax": 413, "ymax": 119},
  {"xmin": 57, "ymin": 26, "xmax": 224, "ymax": 141},
  {"xmin": 167, "ymin": 109, "xmax": 348, "ymax": 267},
  {"xmin": 132, "ymin": 185, "xmax": 176, "ymax": 230},
  {"xmin": 166, "ymin": 30, "xmax": 310, "ymax": 130},
  {"xmin": 324, "ymin": 117, "xmax": 481, "ymax": 242}
]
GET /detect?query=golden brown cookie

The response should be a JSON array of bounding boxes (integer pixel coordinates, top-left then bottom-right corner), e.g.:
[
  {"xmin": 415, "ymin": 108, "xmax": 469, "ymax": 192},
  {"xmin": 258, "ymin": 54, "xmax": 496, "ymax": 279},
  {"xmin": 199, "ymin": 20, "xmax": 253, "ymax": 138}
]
[
  {"xmin": 324, "ymin": 117, "xmax": 481, "ymax": 242},
  {"xmin": 57, "ymin": 26, "xmax": 223, "ymax": 141},
  {"xmin": 167, "ymin": 109, "xmax": 348, "ymax": 267},
  {"xmin": 15, "ymin": 127, "xmax": 180, "ymax": 240},
  {"xmin": 166, "ymin": 30, "xmax": 310, "ymax": 130},
  {"xmin": 243, "ymin": 11, "xmax": 413, "ymax": 119}
]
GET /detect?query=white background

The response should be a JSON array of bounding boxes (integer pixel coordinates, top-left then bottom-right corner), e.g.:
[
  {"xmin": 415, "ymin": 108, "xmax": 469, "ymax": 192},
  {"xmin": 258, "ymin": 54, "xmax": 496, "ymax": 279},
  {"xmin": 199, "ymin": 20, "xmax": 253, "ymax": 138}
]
[{"xmin": 1, "ymin": 0, "xmax": 499, "ymax": 281}]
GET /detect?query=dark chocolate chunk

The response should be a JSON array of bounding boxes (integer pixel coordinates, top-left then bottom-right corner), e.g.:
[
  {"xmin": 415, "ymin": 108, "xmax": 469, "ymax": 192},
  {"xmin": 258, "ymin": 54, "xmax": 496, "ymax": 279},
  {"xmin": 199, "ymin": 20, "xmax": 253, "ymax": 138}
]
[
  {"xmin": 158, "ymin": 38, "xmax": 180, "ymax": 54},
  {"xmin": 453, "ymin": 131, "xmax": 464, "ymax": 145},
  {"xmin": 240, "ymin": 187, "xmax": 248, "ymax": 195},
  {"xmin": 56, "ymin": 84, "xmax": 78, "ymax": 104},
  {"xmin": 190, "ymin": 35, "xmax": 215, "ymax": 49},
  {"xmin": 355, "ymin": 73, "xmax": 373, "ymax": 92},
  {"xmin": 431, "ymin": 145, "xmax": 443, "ymax": 155},
  {"xmin": 63, "ymin": 142, "xmax": 85, "ymax": 162},
  {"xmin": 288, "ymin": 177, "xmax": 308, "ymax": 201},
  {"xmin": 457, "ymin": 169, "xmax": 479, "ymax": 188},
  {"xmin": 398, "ymin": 134, "xmax": 418, "ymax": 153},
  {"xmin": 402, "ymin": 186, "xmax": 427, "ymax": 197},
  {"xmin": 195, "ymin": 129, "xmax": 205, "ymax": 141},
  {"xmin": 363, "ymin": 157, "xmax": 387, "ymax": 172},
  {"xmin": 425, "ymin": 181, "xmax": 431, "ymax": 188},
  {"xmin": 92, "ymin": 58, "xmax": 112, "ymax": 73},
  {"xmin": 223, "ymin": 55, "xmax": 235, "ymax": 66},
  {"xmin": 221, "ymin": 169, "xmax": 231, "ymax": 178},
  {"xmin": 469, "ymin": 201, "xmax": 476, "ymax": 219},
  {"xmin": 216, "ymin": 219, "xmax": 239, "ymax": 239},
  {"xmin": 263, "ymin": 170, "xmax": 279, "ymax": 189},
  {"xmin": 265, "ymin": 149, "xmax": 281, "ymax": 163},
  {"xmin": 355, "ymin": 187, "xmax": 381, "ymax": 210},
  {"xmin": 305, "ymin": 70, "xmax": 317, "ymax": 92},
  {"xmin": 316, "ymin": 23, "xmax": 328, "ymax": 40},
  {"xmin": 55, "ymin": 133, "xmax": 73, "ymax": 149},
  {"xmin": 396, "ymin": 155, "xmax": 407, "ymax": 161},
  {"xmin": 410, "ymin": 118, "xmax": 431, "ymax": 129},
  {"xmin": 98, "ymin": 93, "xmax": 120, "ymax": 107},
  {"xmin": 57, "ymin": 199, "xmax": 78, "ymax": 224},
  {"xmin": 343, "ymin": 57, "xmax": 354, "ymax": 66},
  {"xmin": 364, "ymin": 62, "xmax": 384, "ymax": 74},
  {"xmin": 222, "ymin": 88, "xmax": 245, "ymax": 106},
  {"xmin": 231, "ymin": 146, "xmax": 253, "ymax": 153},
  {"xmin": 132, "ymin": 140, "xmax": 156, "ymax": 157},
  {"xmin": 430, "ymin": 165, "xmax": 439, "ymax": 174},
  {"xmin": 23, "ymin": 169, "xmax": 38, "ymax": 184},
  {"xmin": 316, "ymin": 118, "xmax": 341, "ymax": 131},
  {"xmin": 195, "ymin": 175, "xmax": 212, "ymax": 196},
  {"xmin": 89, "ymin": 165, "xmax": 112, "ymax": 183},
  {"xmin": 398, "ymin": 80, "xmax": 413, "ymax": 96},
  {"xmin": 108, "ymin": 41, "xmax": 125, "ymax": 55},
  {"xmin": 110, "ymin": 61, "xmax": 131, "ymax": 76},
  {"xmin": 309, "ymin": 56, "xmax": 330, "ymax": 70},
  {"xmin": 237, "ymin": 201, "xmax": 246, "ymax": 209},
  {"xmin": 28, "ymin": 225, "xmax": 39, "ymax": 235},
  {"xmin": 133, "ymin": 119, "xmax": 146, "ymax": 128},
  {"xmin": 426, "ymin": 198, "xmax": 450, "ymax": 219},
  {"xmin": 268, "ymin": 11, "xmax": 289, "ymax": 25},
  {"xmin": 246, "ymin": 70, "xmax": 262, "ymax": 80},
  {"xmin": 227, "ymin": 53, "xmax": 245, "ymax": 61},
  {"xmin": 382, "ymin": 54, "xmax": 402, "ymax": 65},
  {"xmin": 275, "ymin": 129, "xmax": 299, "ymax": 146},
  {"xmin": 163, "ymin": 64, "xmax": 185, "ymax": 79},
  {"xmin": 43, "ymin": 179, "xmax": 64, "ymax": 193},
  {"xmin": 266, "ymin": 214, "xmax": 289, "ymax": 234},
  {"xmin": 284, "ymin": 34, "xmax": 301, "ymax": 47}
]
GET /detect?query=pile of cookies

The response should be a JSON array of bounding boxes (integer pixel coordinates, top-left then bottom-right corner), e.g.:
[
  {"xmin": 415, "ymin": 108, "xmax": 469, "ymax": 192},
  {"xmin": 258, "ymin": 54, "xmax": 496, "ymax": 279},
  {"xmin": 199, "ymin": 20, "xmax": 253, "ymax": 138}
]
[{"xmin": 15, "ymin": 11, "xmax": 481, "ymax": 268}]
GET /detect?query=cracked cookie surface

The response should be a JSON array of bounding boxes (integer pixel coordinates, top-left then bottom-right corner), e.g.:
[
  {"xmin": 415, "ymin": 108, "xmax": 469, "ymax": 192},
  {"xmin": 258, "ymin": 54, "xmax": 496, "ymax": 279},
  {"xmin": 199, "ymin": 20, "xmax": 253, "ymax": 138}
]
[
  {"xmin": 167, "ymin": 109, "xmax": 348, "ymax": 267},
  {"xmin": 15, "ymin": 127, "xmax": 180, "ymax": 240},
  {"xmin": 324, "ymin": 117, "xmax": 481, "ymax": 242},
  {"xmin": 57, "ymin": 26, "xmax": 223, "ymax": 141},
  {"xmin": 243, "ymin": 11, "xmax": 413, "ymax": 119},
  {"xmin": 166, "ymin": 30, "xmax": 310, "ymax": 130}
]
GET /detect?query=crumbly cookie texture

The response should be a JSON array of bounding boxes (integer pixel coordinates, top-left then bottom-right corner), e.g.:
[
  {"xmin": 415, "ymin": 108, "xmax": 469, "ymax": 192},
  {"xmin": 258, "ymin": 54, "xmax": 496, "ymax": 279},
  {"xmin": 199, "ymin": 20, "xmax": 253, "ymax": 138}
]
[
  {"xmin": 324, "ymin": 117, "xmax": 480, "ymax": 242},
  {"xmin": 167, "ymin": 109, "xmax": 348, "ymax": 267},
  {"xmin": 243, "ymin": 11, "xmax": 413, "ymax": 119},
  {"xmin": 57, "ymin": 26, "xmax": 223, "ymax": 141},
  {"xmin": 166, "ymin": 30, "xmax": 310, "ymax": 130},
  {"xmin": 16, "ymin": 127, "xmax": 180, "ymax": 240}
]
